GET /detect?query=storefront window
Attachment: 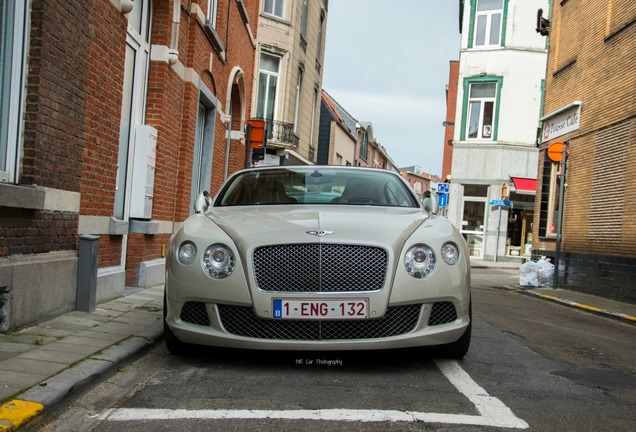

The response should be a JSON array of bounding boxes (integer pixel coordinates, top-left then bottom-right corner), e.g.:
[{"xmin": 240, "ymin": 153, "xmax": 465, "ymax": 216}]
[{"xmin": 461, "ymin": 185, "xmax": 488, "ymax": 258}]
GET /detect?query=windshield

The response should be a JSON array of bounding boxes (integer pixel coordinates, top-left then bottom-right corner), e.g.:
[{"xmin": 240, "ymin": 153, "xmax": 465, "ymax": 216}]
[{"xmin": 215, "ymin": 167, "xmax": 419, "ymax": 208}]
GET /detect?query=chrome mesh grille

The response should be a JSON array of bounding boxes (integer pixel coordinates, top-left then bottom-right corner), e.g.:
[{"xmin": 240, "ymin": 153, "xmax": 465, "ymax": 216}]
[
  {"xmin": 428, "ymin": 302, "xmax": 457, "ymax": 326},
  {"xmin": 253, "ymin": 244, "xmax": 388, "ymax": 292},
  {"xmin": 180, "ymin": 301, "xmax": 210, "ymax": 326},
  {"xmin": 218, "ymin": 304, "xmax": 421, "ymax": 340}
]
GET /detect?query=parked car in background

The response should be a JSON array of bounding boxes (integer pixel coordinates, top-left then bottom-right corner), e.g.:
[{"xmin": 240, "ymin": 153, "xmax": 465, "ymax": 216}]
[{"xmin": 164, "ymin": 166, "xmax": 472, "ymax": 358}]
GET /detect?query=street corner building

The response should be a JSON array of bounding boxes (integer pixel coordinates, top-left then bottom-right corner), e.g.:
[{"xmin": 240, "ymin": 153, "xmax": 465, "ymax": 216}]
[{"xmin": 0, "ymin": 0, "xmax": 260, "ymax": 332}]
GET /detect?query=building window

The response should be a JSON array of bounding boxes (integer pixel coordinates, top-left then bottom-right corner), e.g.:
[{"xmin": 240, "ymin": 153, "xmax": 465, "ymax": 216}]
[
  {"xmin": 461, "ymin": 185, "xmax": 488, "ymax": 258},
  {"xmin": 115, "ymin": 0, "xmax": 152, "ymax": 219},
  {"xmin": 301, "ymin": 0, "xmax": 308, "ymax": 37},
  {"xmin": 309, "ymin": 88, "xmax": 318, "ymax": 148},
  {"xmin": 207, "ymin": 0, "xmax": 218, "ymax": 28},
  {"xmin": 264, "ymin": 0, "xmax": 285, "ymax": 19},
  {"xmin": 1, "ymin": 0, "xmax": 28, "ymax": 183},
  {"xmin": 293, "ymin": 69, "xmax": 303, "ymax": 134},
  {"xmin": 336, "ymin": 153, "xmax": 342, "ymax": 165},
  {"xmin": 470, "ymin": 0, "xmax": 506, "ymax": 48},
  {"xmin": 316, "ymin": 11, "xmax": 324, "ymax": 71},
  {"xmin": 461, "ymin": 77, "xmax": 502, "ymax": 141},
  {"xmin": 190, "ymin": 97, "xmax": 216, "ymax": 214},
  {"xmin": 359, "ymin": 130, "xmax": 368, "ymax": 161},
  {"xmin": 256, "ymin": 53, "xmax": 280, "ymax": 121}
]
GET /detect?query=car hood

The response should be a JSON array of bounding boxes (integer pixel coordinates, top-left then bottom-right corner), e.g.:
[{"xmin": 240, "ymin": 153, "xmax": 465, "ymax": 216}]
[{"xmin": 206, "ymin": 205, "xmax": 428, "ymax": 249}]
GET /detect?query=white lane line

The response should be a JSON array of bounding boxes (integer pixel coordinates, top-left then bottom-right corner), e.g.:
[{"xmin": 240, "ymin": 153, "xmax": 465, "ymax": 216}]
[
  {"xmin": 99, "ymin": 361, "xmax": 529, "ymax": 429},
  {"xmin": 435, "ymin": 359, "xmax": 529, "ymax": 429}
]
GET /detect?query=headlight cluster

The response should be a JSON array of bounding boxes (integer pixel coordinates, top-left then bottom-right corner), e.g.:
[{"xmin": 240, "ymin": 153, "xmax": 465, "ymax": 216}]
[
  {"xmin": 404, "ymin": 241, "xmax": 461, "ymax": 278},
  {"xmin": 176, "ymin": 241, "xmax": 235, "ymax": 279}
]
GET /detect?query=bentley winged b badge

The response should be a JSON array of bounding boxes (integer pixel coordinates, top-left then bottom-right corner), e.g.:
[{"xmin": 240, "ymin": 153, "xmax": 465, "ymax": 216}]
[{"xmin": 306, "ymin": 230, "xmax": 334, "ymax": 237}]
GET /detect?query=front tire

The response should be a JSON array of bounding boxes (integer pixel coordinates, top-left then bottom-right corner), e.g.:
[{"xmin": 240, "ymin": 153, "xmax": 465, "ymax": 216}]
[
  {"xmin": 435, "ymin": 300, "xmax": 472, "ymax": 359},
  {"xmin": 163, "ymin": 292, "xmax": 192, "ymax": 355}
]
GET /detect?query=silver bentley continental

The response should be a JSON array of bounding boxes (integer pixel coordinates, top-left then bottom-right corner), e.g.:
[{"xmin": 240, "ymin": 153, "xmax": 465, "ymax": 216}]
[{"xmin": 164, "ymin": 166, "xmax": 471, "ymax": 358}]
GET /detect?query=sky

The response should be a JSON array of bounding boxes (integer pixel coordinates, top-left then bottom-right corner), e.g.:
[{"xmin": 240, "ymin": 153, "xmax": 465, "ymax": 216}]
[{"xmin": 322, "ymin": 1, "xmax": 461, "ymax": 176}]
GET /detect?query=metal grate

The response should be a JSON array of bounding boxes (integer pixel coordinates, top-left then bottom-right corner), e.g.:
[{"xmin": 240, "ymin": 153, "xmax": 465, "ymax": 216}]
[
  {"xmin": 180, "ymin": 301, "xmax": 210, "ymax": 326},
  {"xmin": 428, "ymin": 302, "xmax": 457, "ymax": 326},
  {"xmin": 253, "ymin": 244, "xmax": 388, "ymax": 292},
  {"xmin": 218, "ymin": 304, "xmax": 421, "ymax": 340}
]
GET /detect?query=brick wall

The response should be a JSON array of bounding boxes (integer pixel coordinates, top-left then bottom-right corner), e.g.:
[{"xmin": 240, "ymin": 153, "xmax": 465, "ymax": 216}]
[
  {"xmin": 533, "ymin": 0, "xmax": 636, "ymax": 300},
  {"xmin": 442, "ymin": 61, "xmax": 459, "ymax": 180},
  {"xmin": 123, "ymin": 0, "xmax": 258, "ymax": 283}
]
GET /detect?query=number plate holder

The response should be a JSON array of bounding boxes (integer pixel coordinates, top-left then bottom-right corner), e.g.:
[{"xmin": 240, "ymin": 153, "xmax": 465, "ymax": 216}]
[{"xmin": 273, "ymin": 299, "xmax": 369, "ymax": 320}]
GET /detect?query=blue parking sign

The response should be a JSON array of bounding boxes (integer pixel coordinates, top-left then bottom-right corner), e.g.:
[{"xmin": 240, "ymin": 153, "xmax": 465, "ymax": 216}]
[{"xmin": 438, "ymin": 193, "xmax": 448, "ymax": 207}]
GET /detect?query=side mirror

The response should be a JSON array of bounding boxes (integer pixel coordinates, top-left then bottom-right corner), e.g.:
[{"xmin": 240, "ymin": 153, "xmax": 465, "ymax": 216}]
[
  {"xmin": 194, "ymin": 191, "xmax": 212, "ymax": 214},
  {"xmin": 422, "ymin": 193, "xmax": 438, "ymax": 215}
]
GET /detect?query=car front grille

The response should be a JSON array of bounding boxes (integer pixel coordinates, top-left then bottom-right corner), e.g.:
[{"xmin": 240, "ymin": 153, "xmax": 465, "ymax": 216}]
[
  {"xmin": 253, "ymin": 244, "xmax": 388, "ymax": 292},
  {"xmin": 217, "ymin": 304, "xmax": 421, "ymax": 340},
  {"xmin": 180, "ymin": 301, "xmax": 457, "ymax": 339}
]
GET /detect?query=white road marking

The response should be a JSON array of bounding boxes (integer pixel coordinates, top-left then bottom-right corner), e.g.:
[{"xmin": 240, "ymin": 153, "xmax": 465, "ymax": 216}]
[{"xmin": 98, "ymin": 360, "xmax": 529, "ymax": 429}]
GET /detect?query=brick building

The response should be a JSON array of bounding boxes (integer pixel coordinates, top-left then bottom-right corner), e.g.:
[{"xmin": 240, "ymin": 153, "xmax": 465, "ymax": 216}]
[
  {"xmin": 532, "ymin": 0, "xmax": 636, "ymax": 302},
  {"xmin": 0, "ymin": 0, "xmax": 258, "ymax": 331}
]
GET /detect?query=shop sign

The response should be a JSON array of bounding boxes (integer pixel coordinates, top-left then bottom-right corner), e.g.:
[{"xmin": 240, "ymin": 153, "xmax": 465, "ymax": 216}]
[{"xmin": 540, "ymin": 102, "xmax": 581, "ymax": 143}]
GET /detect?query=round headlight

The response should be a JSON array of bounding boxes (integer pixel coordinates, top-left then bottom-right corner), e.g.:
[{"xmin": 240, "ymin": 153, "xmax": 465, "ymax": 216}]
[
  {"xmin": 177, "ymin": 241, "xmax": 197, "ymax": 265},
  {"xmin": 441, "ymin": 242, "xmax": 461, "ymax": 265},
  {"xmin": 202, "ymin": 244, "xmax": 235, "ymax": 279},
  {"xmin": 404, "ymin": 244, "xmax": 436, "ymax": 278}
]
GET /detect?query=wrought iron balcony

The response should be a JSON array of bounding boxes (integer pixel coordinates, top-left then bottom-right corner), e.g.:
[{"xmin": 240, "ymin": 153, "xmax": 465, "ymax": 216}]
[{"xmin": 253, "ymin": 118, "xmax": 299, "ymax": 148}]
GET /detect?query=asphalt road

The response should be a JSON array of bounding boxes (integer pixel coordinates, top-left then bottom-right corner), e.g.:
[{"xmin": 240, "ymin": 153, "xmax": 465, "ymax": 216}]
[{"xmin": 42, "ymin": 268, "xmax": 636, "ymax": 432}]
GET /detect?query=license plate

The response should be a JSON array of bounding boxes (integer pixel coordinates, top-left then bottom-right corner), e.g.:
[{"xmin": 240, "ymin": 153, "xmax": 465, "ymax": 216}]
[{"xmin": 273, "ymin": 299, "xmax": 368, "ymax": 320}]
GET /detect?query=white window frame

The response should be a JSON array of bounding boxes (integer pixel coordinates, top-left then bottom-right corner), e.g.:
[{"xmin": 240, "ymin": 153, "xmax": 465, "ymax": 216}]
[
  {"xmin": 1, "ymin": 0, "xmax": 29, "ymax": 183},
  {"xmin": 207, "ymin": 0, "xmax": 218, "ymax": 28},
  {"xmin": 474, "ymin": 0, "xmax": 504, "ymax": 47},
  {"xmin": 293, "ymin": 69, "xmax": 303, "ymax": 134},
  {"xmin": 263, "ymin": 0, "xmax": 285, "ymax": 19},
  {"xmin": 466, "ymin": 82, "xmax": 496, "ymax": 140},
  {"xmin": 256, "ymin": 52, "xmax": 281, "ymax": 121}
]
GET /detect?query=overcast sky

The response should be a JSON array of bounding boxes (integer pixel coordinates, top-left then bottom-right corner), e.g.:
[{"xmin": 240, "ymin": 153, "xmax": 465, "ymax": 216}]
[{"xmin": 322, "ymin": 1, "xmax": 461, "ymax": 176}]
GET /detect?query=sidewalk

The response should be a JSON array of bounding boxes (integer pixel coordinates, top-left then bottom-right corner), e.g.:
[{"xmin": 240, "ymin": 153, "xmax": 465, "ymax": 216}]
[
  {"xmin": 470, "ymin": 259, "xmax": 636, "ymax": 324},
  {"xmin": 1, "ymin": 267, "xmax": 635, "ymax": 431},
  {"xmin": 0, "ymin": 285, "xmax": 164, "ymax": 431}
]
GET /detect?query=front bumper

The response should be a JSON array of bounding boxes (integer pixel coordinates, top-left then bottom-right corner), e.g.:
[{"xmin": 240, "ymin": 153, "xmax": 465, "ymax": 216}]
[{"xmin": 164, "ymin": 296, "xmax": 470, "ymax": 351}]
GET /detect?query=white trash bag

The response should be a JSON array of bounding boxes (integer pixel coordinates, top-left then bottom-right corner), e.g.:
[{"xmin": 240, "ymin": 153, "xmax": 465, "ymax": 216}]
[
  {"xmin": 536, "ymin": 256, "xmax": 554, "ymax": 288},
  {"xmin": 519, "ymin": 260, "xmax": 539, "ymax": 288}
]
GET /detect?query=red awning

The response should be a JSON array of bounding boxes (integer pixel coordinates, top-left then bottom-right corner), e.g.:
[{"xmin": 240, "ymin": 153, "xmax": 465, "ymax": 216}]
[{"xmin": 511, "ymin": 177, "xmax": 537, "ymax": 195}]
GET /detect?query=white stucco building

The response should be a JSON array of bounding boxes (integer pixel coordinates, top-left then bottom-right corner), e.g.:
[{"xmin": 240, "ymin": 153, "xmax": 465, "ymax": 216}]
[{"xmin": 448, "ymin": 0, "xmax": 549, "ymax": 261}]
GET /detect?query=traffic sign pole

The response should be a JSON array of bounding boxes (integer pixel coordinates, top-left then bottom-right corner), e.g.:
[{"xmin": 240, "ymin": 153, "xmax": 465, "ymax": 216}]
[{"xmin": 554, "ymin": 144, "xmax": 568, "ymax": 289}]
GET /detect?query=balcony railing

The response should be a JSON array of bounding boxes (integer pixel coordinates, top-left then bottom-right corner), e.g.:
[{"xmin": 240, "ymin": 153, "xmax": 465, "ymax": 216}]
[{"xmin": 253, "ymin": 118, "xmax": 299, "ymax": 148}]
